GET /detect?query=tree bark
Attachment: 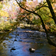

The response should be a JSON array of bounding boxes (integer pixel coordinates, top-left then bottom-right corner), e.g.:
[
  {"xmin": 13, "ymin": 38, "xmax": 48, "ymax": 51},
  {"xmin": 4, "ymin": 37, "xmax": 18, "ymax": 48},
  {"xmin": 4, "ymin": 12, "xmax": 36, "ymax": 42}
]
[{"xmin": 46, "ymin": 0, "xmax": 56, "ymax": 24}]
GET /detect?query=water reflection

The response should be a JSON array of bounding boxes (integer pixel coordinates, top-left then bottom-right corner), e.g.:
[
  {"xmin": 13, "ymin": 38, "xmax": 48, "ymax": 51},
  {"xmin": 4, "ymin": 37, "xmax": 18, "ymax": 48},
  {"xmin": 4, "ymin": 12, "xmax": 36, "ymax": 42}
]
[{"xmin": 0, "ymin": 27, "xmax": 56, "ymax": 56}]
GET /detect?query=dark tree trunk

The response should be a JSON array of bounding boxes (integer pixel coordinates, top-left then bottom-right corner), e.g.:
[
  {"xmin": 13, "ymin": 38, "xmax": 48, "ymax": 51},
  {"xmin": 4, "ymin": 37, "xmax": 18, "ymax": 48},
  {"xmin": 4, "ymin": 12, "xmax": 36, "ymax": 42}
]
[
  {"xmin": 0, "ymin": 0, "xmax": 3, "ymax": 1},
  {"xmin": 46, "ymin": 0, "xmax": 56, "ymax": 24}
]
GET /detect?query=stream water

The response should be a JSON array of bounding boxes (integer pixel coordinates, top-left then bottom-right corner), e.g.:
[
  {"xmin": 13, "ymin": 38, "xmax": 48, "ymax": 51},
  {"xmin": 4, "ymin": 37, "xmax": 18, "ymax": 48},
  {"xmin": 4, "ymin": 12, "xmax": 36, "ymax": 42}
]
[{"xmin": 0, "ymin": 27, "xmax": 56, "ymax": 56}]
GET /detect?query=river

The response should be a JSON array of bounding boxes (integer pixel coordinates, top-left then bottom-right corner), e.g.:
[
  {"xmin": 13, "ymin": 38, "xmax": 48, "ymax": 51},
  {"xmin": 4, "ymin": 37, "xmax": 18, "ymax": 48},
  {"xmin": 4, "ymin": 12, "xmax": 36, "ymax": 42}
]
[{"xmin": 0, "ymin": 27, "xmax": 56, "ymax": 56}]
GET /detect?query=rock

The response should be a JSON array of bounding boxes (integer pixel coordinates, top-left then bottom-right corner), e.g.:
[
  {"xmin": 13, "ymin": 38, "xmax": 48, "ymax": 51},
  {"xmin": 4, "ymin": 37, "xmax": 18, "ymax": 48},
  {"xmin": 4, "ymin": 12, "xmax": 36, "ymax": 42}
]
[
  {"xmin": 10, "ymin": 48, "xmax": 16, "ymax": 52},
  {"xmin": 9, "ymin": 29, "xmax": 12, "ymax": 31},
  {"xmin": 50, "ymin": 36, "xmax": 54, "ymax": 39},
  {"xmin": 29, "ymin": 48, "xmax": 35, "ymax": 53},
  {"xmin": 14, "ymin": 39, "xmax": 17, "ymax": 41},
  {"xmin": 11, "ymin": 48, "xmax": 16, "ymax": 50}
]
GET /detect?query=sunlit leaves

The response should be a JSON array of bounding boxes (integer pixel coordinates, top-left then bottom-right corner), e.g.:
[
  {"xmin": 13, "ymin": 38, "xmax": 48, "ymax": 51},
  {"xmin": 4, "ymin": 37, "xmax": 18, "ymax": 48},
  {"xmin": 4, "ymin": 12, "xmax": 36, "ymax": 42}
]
[
  {"xmin": 0, "ymin": 0, "xmax": 19, "ymax": 30},
  {"xmin": 0, "ymin": 2, "xmax": 3, "ymax": 9},
  {"xmin": 21, "ymin": 1, "xmax": 26, "ymax": 6},
  {"xmin": 0, "ymin": 10, "xmax": 9, "ymax": 17},
  {"xmin": 36, "ymin": 6, "xmax": 53, "ymax": 24},
  {"xmin": 32, "ymin": 18, "xmax": 41, "ymax": 26}
]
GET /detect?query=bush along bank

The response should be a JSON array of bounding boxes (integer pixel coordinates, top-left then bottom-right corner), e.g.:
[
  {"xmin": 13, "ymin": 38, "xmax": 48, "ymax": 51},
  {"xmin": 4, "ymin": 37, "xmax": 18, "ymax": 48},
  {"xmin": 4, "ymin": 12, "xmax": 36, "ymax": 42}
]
[{"xmin": 0, "ymin": 20, "xmax": 20, "ymax": 33}]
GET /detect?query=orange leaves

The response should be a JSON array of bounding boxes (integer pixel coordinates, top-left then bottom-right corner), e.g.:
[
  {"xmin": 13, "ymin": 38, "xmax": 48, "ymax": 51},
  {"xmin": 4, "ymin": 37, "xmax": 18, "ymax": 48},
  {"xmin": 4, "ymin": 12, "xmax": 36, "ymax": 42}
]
[
  {"xmin": 45, "ymin": 25, "xmax": 50, "ymax": 30},
  {"xmin": 10, "ymin": 23, "xmax": 14, "ymax": 26},
  {"xmin": 18, "ymin": 15, "xmax": 25, "ymax": 18}
]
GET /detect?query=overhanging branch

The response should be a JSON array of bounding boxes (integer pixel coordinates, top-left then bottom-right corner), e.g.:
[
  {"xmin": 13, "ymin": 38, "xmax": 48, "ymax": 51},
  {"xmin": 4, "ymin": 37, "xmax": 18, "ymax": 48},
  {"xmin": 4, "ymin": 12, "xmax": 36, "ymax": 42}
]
[
  {"xmin": 16, "ymin": 0, "xmax": 56, "ymax": 47},
  {"xmin": 35, "ymin": 5, "xmax": 48, "ymax": 10}
]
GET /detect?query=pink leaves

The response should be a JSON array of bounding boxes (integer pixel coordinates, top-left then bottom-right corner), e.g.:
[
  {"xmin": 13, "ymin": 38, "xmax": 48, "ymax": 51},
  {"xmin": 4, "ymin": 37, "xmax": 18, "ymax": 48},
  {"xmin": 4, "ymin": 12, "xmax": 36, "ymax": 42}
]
[
  {"xmin": 14, "ymin": 12, "xmax": 18, "ymax": 15},
  {"xmin": 11, "ymin": 16, "xmax": 17, "ymax": 19}
]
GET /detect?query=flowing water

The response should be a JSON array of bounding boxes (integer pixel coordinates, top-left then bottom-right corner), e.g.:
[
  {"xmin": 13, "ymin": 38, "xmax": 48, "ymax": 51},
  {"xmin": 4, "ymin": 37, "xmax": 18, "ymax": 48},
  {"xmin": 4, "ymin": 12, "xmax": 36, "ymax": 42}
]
[{"xmin": 0, "ymin": 27, "xmax": 56, "ymax": 56}]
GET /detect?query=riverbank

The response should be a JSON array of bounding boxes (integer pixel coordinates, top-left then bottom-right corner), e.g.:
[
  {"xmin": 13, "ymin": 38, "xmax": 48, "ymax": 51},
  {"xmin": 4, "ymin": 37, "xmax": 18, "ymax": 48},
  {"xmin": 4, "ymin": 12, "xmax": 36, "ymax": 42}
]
[
  {"xmin": 0, "ymin": 22, "xmax": 56, "ymax": 37},
  {"xmin": 20, "ymin": 23, "xmax": 56, "ymax": 36},
  {"xmin": 0, "ymin": 21, "xmax": 19, "ymax": 34}
]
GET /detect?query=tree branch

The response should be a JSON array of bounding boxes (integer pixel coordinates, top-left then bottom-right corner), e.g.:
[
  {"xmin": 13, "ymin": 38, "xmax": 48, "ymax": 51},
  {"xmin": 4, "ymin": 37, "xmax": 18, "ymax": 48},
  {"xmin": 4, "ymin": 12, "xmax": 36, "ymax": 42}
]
[
  {"xmin": 35, "ymin": 5, "xmax": 48, "ymax": 10},
  {"xmin": 16, "ymin": 0, "xmax": 56, "ymax": 47},
  {"xmin": 39, "ymin": 9, "xmax": 53, "ymax": 18}
]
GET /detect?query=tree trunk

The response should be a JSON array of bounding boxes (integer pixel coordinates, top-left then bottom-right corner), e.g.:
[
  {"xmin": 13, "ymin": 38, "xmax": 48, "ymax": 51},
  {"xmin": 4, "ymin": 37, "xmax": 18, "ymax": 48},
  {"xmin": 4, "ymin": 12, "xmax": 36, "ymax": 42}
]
[{"xmin": 46, "ymin": 0, "xmax": 56, "ymax": 24}]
